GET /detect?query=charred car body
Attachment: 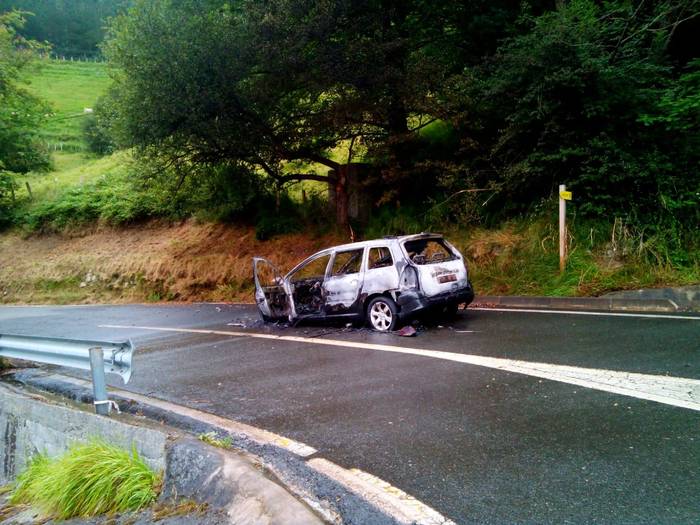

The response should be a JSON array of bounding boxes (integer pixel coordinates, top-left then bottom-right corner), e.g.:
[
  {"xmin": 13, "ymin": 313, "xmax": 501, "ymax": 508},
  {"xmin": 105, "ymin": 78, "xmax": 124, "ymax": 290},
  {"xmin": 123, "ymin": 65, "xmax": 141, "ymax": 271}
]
[{"xmin": 253, "ymin": 233, "xmax": 474, "ymax": 331}]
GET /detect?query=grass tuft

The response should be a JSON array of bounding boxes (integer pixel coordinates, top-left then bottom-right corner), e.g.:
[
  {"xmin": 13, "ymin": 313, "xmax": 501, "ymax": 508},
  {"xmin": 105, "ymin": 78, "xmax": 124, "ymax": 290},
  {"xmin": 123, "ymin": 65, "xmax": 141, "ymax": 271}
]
[
  {"xmin": 198, "ymin": 431, "xmax": 233, "ymax": 450},
  {"xmin": 10, "ymin": 439, "xmax": 161, "ymax": 519}
]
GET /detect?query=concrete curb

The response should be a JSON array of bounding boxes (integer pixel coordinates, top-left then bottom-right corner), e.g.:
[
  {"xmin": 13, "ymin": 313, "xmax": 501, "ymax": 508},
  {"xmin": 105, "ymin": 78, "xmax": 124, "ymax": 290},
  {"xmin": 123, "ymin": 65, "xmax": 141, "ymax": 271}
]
[
  {"xmin": 163, "ymin": 438, "xmax": 322, "ymax": 525},
  {"xmin": 7, "ymin": 369, "xmax": 457, "ymax": 525},
  {"xmin": 472, "ymin": 295, "xmax": 685, "ymax": 313}
]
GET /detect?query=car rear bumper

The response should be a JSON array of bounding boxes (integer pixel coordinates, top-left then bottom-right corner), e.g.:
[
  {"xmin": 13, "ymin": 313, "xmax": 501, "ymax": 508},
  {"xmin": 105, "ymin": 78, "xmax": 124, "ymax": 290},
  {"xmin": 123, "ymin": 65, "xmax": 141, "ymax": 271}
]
[{"xmin": 396, "ymin": 281, "xmax": 474, "ymax": 318}]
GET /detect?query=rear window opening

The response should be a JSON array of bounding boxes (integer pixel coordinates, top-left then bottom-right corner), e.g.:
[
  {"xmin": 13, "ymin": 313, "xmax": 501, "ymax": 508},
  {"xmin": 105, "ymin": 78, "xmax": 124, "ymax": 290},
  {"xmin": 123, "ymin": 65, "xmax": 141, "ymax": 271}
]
[{"xmin": 403, "ymin": 238, "xmax": 456, "ymax": 265}]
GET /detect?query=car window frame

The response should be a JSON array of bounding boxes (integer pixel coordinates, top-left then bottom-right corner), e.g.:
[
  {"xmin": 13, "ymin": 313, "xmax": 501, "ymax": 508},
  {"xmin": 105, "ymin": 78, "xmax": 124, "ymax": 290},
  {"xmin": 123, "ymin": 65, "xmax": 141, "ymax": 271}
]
[
  {"xmin": 366, "ymin": 245, "xmax": 395, "ymax": 271},
  {"xmin": 286, "ymin": 250, "xmax": 333, "ymax": 283},
  {"xmin": 329, "ymin": 247, "xmax": 365, "ymax": 278}
]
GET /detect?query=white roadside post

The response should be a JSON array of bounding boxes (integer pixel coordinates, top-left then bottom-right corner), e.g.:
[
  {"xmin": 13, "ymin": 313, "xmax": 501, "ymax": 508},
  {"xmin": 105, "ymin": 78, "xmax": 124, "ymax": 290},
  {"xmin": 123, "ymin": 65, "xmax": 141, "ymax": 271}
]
[{"xmin": 559, "ymin": 184, "xmax": 572, "ymax": 273}]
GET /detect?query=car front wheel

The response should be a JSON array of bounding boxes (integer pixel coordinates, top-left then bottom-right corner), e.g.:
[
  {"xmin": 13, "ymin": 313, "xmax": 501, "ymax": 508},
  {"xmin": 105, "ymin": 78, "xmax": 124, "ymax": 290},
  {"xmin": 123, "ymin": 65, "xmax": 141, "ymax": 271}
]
[{"xmin": 367, "ymin": 296, "xmax": 398, "ymax": 332}]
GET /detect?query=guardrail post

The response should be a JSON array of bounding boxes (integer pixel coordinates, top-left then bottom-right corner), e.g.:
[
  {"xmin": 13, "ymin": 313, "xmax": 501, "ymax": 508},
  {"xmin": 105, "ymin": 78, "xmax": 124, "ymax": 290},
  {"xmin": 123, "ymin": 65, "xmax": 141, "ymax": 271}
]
[{"xmin": 89, "ymin": 347, "xmax": 109, "ymax": 415}]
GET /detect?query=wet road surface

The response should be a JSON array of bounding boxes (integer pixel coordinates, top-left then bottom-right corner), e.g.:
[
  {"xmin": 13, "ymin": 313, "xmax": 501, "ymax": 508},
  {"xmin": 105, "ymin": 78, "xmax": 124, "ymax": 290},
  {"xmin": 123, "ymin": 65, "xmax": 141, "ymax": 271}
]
[{"xmin": 1, "ymin": 303, "xmax": 699, "ymax": 524}]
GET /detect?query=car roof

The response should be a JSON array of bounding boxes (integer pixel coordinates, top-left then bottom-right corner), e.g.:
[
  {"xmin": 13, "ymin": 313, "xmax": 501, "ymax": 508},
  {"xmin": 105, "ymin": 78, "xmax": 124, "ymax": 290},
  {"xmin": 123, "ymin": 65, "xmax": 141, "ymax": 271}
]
[
  {"xmin": 281, "ymin": 233, "xmax": 446, "ymax": 277},
  {"xmin": 327, "ymin": 232, "xmax": 444, "ymax": 253}
]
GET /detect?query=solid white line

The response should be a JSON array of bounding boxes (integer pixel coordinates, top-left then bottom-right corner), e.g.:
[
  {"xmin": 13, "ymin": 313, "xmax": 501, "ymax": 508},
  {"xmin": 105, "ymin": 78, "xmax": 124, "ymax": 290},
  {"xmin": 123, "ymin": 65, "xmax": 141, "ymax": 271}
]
[
  {"xmin": 100, "ymin": 324, "xmax": 700, "ymax": 411},
  {"xmin": 469, "ymin": 307, "xmax": 700, "ymax": 321}
]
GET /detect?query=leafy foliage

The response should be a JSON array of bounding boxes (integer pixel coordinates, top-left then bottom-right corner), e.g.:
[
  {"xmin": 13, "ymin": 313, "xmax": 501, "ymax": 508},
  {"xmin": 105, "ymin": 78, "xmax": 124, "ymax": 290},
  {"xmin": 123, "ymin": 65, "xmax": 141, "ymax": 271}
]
[
  {"xmin": 99, "ymin": 0, "xmax": 698, "ymax": 236},
  {"xmin": 0, "ymin": 11, "xmax": 50, "ymax": 174},
  {"xmin": 442, "ymin": 0, "xmax": 699, "ymax": 230},
  {"xmin": 82, "ymin": 97, "xmax": 115, "ymax": 155},
  {"xmin": 0, "ymin": 169, "xmax": 18, "ymax": 226},
  {"xmin": 11, "ymin": 439, "xmax": 160, "ymax": 519}
]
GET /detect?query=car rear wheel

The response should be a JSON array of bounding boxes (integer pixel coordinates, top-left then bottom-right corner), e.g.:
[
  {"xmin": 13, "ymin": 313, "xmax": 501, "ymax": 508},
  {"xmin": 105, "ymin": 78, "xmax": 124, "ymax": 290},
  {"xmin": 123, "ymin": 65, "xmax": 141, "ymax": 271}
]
[{"xmin": 367, "ymin": 296, "xmax": 397, "ymax": 332}]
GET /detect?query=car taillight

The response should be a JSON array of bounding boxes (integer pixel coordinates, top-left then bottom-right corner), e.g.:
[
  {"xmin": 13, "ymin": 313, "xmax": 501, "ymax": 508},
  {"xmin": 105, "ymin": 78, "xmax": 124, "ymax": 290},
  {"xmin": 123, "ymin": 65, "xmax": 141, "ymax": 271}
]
[{"xmin": 400, "ymin": 266, "xmax": 419, "ymax": 291}]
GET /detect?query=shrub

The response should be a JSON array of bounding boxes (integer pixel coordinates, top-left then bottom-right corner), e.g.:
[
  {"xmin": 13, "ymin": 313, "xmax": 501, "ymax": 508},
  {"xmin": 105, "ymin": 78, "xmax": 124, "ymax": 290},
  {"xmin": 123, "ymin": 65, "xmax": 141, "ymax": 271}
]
[
  {"xmin": 0, "ymin": 170, "xmax": 19, "ymax": 228},
  {"xmin": 10, "ymin": 439, "xmax": 161, "ymax": 519}
]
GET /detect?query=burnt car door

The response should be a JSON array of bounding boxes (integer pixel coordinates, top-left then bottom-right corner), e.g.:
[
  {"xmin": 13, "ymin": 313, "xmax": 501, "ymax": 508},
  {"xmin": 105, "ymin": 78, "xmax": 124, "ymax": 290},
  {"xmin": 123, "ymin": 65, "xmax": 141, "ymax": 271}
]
[
  {"xmin": 253, "ymin": 257, "xmax": 291, "ymax": 320},
  {"xmin": 287, "ymin": 252, "xmax": 332, "ymax": 317},
  {"xmin": 324, "ymin": 248, "xmax": 365, "ymax": 316}
]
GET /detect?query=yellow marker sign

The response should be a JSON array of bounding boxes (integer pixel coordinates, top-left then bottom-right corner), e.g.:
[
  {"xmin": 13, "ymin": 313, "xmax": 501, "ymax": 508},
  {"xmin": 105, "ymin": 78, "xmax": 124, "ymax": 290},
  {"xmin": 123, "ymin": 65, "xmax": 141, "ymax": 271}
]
[{"xmin": 560, "ymin": 190, "xmax": 572, "ymax": 201}]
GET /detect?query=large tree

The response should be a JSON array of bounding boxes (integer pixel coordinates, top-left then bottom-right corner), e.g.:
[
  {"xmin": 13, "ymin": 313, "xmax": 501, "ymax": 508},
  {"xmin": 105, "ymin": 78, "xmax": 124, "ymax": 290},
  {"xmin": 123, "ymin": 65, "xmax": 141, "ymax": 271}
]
[{"xmin": 104, "ymin": 0, "xmax": 488, "ymax": 225}]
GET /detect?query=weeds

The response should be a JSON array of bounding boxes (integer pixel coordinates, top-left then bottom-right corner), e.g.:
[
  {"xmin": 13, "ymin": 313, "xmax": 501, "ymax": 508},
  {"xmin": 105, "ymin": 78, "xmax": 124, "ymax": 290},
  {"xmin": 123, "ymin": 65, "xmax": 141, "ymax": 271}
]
[
  {"xmin": 10, "ymin": 439, "xmax": 161, "ymax": 519},
  {"xmin": 448, "ymin": 216, "xmax": 700, "ymax": 297},
  {"xmin": 151, "ymin": 500, "xmax": 208, "ymax": 520},
  {"xmin": 198, "ymin": 432, "xmax": 233, "ymax": 450}
]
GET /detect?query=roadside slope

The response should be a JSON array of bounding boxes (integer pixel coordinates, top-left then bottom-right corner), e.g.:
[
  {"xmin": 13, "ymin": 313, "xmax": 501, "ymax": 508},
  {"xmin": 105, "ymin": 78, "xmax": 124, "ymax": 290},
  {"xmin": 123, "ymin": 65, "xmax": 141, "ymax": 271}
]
[
  {"xmin": 0, "ymin": 221, "xmax": 343, "ymax": 304},
  {"xmin": 1, "ymin": 219, "xmax": 698, "ymax": 305}
]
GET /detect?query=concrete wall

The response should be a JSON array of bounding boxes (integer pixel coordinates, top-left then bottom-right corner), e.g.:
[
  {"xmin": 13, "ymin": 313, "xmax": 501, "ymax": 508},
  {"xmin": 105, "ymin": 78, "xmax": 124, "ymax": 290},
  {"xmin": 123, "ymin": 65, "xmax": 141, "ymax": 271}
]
[{"xmin": 0, "ymin": 384, "xmax": 167, "ymax": 484}]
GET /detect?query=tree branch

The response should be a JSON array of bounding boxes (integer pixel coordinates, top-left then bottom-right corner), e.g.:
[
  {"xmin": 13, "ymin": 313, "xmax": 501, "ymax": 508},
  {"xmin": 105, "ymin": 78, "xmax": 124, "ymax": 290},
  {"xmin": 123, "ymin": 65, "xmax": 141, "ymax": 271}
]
[{"xmin": 277, "ymin": 172, "xmax": 331, "ymax": 184}]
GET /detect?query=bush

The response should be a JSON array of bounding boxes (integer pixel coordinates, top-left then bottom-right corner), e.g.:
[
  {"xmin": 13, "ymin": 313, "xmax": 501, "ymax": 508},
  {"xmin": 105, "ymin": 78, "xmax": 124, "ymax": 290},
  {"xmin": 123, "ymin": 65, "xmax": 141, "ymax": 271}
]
[
  {"xmin": 19, "ymin": 155, "xmax": 274, "ymax": 231},
  {"xmin": 82, "ymin": 95, "xmax": 118, "ymax": 156},
  {"xmin": 23, "ymin": 168, "xmax": 168, "ymax": 230},
  {"xmin": 0, "ymin": 170, "xmax": 19, "ymax": 228}
]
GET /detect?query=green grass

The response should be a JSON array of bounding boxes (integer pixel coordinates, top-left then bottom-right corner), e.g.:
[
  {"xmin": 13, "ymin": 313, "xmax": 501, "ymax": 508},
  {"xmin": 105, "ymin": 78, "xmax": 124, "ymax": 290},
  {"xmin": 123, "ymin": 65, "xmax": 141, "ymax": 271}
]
[
  {"xmin": 446, "ymin": 218, "xmax": 700, "ymax": 298},
  {"xmin": 198, "ymin": 431, "xmax": 233, "ymax": 450},
  {"xmin": 10, "ymin": 439, "xmax": 161, "ymax": 519},
  {"xmin": 22, "ymin": 59, "xmax": 111, "ymax": 152},
  {"xmin": 15, "ymin": 152, "xmax": 129, "ymax": 211}
]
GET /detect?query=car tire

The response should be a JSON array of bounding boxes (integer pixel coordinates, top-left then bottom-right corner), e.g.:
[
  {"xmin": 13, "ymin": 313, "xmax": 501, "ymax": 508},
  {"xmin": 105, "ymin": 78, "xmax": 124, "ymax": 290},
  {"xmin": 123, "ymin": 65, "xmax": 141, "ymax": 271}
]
[{"xmin": 366, "ymin": 296, "xmax": 398, "ymax": 332}]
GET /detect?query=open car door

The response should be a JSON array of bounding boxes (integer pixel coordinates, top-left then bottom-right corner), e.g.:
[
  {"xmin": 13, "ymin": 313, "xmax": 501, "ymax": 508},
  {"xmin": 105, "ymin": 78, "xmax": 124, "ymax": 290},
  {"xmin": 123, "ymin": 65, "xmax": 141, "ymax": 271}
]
[{"xmin": 253, "ymin": 257, "xmax": 292, "ymax": 320}]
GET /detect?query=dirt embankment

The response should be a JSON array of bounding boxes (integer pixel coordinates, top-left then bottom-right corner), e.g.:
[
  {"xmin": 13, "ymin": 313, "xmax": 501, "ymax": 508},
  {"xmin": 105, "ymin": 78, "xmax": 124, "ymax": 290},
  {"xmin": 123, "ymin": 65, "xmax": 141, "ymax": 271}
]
[{"xmin": 0, "ymin": 221, "xmax": 345, "ymax": 304}]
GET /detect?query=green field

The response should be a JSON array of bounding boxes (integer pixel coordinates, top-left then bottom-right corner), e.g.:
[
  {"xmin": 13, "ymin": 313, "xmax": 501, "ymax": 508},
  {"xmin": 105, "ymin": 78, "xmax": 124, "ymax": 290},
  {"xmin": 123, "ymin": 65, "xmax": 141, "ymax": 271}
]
[
  {"xmin": 23, "ymin": 59, "xmax": 111, "ymax": 152},
  {"xmin": 13, "ymin": 59, "xmax": 116, "ymax": 208}
]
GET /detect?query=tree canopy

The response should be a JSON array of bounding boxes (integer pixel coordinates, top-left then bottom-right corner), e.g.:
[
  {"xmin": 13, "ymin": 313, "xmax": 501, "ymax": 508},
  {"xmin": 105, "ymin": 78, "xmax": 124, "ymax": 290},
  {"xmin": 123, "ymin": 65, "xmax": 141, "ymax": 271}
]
[
  {"xmin": 0, "ymin": 0, "xmax": 126, "ymax": 58},
  {"xmin": 102, "ymin": 0, "xmax": 699, "ymax": 227}
]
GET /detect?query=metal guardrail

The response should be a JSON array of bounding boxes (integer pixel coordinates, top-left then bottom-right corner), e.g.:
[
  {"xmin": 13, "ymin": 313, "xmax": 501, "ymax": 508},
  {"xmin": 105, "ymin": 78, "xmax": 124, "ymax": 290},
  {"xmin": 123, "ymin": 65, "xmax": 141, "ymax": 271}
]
[{"xmin": 0, "ymin": 333, "xmax": 134, "ymax": 415}]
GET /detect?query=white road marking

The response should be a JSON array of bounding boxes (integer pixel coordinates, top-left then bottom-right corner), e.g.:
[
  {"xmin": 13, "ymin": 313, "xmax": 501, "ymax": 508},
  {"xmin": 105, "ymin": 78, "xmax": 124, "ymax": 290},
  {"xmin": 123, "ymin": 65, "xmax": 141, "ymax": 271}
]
[
  {"xmin": 101, "ymin": 324, "xmax": 700, "ymax": 411},
  {"xmin": 469, "ymin": 306, "xmax": 700, "ymax": 321}
]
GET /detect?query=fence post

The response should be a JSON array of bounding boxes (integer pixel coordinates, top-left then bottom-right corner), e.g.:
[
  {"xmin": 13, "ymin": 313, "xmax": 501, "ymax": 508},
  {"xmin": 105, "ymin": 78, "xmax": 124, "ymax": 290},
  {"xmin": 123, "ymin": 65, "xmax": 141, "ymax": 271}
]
[
  {"xmin": 89, "ymin": 347, "xmax": 110, "ymax": 415},
  {"xmin": 559, "ymin": 184, "xmax": 567, "ymax": 273}
]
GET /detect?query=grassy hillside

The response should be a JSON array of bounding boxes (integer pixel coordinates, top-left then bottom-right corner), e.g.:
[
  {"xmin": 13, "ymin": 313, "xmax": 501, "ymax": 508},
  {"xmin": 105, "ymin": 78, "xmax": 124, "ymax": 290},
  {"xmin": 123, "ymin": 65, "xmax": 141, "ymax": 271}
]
[{"xmin": 23, "ymin": 59, "xmax": 111, "ymax": 152}]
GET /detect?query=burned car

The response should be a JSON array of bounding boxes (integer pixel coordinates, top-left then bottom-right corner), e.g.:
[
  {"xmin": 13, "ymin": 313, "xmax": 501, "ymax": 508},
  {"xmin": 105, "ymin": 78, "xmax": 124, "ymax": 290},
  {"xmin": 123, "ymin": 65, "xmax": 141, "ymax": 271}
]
[{"xmin": 253, "ymin": 233, "xmax": 474, "ymax": 331}]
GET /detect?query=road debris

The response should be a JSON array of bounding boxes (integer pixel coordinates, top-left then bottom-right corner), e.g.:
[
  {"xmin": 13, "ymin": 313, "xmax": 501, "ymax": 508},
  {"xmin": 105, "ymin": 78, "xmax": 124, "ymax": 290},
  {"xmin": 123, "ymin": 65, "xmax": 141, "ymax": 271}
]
[{"xmin": 395, "ymin": 325, "xmax": 417, "ymax": 337}]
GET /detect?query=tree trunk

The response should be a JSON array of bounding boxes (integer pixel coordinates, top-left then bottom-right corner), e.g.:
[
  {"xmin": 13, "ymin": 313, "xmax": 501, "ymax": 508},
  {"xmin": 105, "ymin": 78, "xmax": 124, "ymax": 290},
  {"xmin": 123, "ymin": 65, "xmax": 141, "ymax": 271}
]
[{"xmin": 335, "ymin": 165, "xmax": 349, "ymax": 227}]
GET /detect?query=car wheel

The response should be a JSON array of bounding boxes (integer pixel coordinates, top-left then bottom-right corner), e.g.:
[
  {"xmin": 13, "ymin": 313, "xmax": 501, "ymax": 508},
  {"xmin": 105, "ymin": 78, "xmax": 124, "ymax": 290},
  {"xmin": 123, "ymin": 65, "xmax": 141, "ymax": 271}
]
[{"xmin": 367, "ymin": 296, "xmax": 398, "ymax": 332}]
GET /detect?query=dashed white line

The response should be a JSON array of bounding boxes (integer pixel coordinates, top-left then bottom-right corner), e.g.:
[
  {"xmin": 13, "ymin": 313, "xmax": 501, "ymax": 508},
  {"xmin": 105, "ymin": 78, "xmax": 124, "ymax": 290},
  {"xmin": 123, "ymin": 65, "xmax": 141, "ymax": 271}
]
[{"xmin": 100, "ymin": 324, "xmax": 700, "ymax": 411}]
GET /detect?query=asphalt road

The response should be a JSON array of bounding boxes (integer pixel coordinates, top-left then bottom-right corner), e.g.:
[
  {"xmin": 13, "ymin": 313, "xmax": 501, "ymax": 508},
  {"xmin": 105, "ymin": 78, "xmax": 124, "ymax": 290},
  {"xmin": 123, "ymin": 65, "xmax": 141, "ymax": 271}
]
[{"xmin": 1, "ymin": 303, "xmax": 699, "ymax": 524}]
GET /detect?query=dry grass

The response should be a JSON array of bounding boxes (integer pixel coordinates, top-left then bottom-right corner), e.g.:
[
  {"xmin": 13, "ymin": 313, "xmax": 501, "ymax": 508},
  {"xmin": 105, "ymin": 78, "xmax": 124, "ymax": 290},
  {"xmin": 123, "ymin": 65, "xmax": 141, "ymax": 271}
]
[
  {"xmin": 151, "ymin": 500, "xmax": 208, "ymax": 521},
  {"xmin": 1, "ymin": 218, "xmax": 697, "ymax": 304},
  {"xmin": 0, "ymin": 220, "xmax": 345, "ymax": 304}
]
